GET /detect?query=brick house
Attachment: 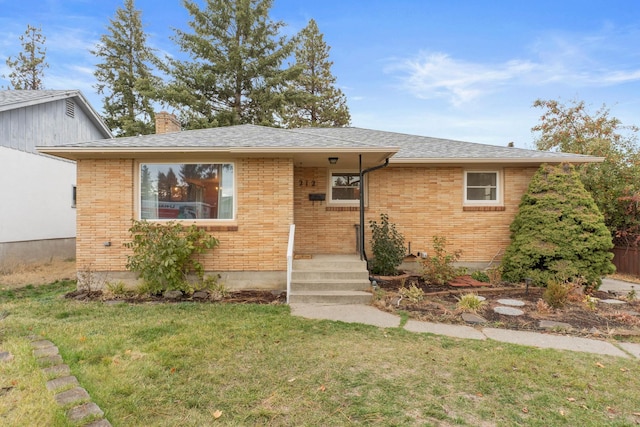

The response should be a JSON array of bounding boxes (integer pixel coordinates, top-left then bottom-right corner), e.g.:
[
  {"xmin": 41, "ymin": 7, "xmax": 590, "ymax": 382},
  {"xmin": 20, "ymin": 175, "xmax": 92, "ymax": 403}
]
[{"xmin": 38, "ymin": 117, "xmax": 601, "ymax": 298}]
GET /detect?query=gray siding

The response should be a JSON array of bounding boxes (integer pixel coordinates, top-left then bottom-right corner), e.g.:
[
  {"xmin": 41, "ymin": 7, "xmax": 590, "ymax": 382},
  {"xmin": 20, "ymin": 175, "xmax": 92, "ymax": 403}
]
[{"xmin": 0, "ymin": 98, "xmax": 106, "ymax": 153}]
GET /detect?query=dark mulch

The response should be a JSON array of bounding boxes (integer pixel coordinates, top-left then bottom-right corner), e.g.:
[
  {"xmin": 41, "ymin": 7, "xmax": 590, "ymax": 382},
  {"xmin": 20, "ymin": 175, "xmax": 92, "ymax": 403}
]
[
  {"xmin": 64, "ymin": 289, "xmax": 286, "ymax": 304},
  {"xmin": 373, "ymin": 274, "xmax": 640, "ymax": 339}
]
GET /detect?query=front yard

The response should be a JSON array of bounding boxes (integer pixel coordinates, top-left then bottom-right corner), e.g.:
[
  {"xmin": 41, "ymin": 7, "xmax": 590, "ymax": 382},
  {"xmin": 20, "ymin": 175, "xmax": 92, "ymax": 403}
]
[{"xmin": 2, "ymin": 280, "xmax": 640, "ymax": 426}]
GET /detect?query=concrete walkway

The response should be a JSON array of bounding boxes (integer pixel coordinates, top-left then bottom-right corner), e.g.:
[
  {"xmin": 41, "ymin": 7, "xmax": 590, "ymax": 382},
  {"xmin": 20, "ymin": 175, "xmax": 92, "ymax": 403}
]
[{"xmin": 290, "ymin": 296, "xmax": 640, "ymax": 360}]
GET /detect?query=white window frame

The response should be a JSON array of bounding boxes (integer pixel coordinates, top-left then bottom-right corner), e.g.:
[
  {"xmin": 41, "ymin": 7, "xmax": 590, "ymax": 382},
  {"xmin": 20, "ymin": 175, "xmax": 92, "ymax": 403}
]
[
  {"xmin": 327, "ymin": 169, "xmax": 365, "ymax": 206},
  {"xmin": 463, "ymin": 170, "xmax": 502, "ymax": 206},
  {"xmin": 136, "ymin": 161, "xmax": 236, "ymax": 222}
]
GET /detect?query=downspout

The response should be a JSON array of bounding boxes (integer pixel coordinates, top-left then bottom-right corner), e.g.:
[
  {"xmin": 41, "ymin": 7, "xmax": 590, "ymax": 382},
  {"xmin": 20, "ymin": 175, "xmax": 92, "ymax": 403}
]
[{"xmin": 359, "ymin": 155, "xmax": 390, "ymax": 262}]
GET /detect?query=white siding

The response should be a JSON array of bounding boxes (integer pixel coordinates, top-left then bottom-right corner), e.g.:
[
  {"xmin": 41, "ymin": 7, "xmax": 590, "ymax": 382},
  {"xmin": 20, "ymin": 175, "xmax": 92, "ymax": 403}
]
[{"xmin": 0, "ymin": 147, "xmax": 76, "ymax": 243}]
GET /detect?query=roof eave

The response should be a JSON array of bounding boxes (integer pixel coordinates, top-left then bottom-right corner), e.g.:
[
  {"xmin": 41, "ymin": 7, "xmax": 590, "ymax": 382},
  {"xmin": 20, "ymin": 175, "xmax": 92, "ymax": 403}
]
[{"xmin": 389, "ymin": 156, "xmax": 605, "ymax": 165}]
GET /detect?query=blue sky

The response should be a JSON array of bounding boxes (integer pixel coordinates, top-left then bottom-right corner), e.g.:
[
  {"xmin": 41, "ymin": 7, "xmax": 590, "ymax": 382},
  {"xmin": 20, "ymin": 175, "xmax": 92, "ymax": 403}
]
[{"xmin": 1, "ymin": 0, "xmax": 640, "ymax": 148}]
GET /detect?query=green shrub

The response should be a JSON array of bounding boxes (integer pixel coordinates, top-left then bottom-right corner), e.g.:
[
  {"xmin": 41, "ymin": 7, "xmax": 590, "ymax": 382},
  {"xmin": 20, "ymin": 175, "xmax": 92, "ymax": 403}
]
[
  {"xmin": 501, "ymin": 163, "xmax": 615, "ymax": 289},
  {"xmin": 420, "ymin": 236, "xmax": 462, "ymax": 285},
  {"xmin": 398, "ymin": 284, "xmax": 425, "ymax": 304},
  {"xmin": 542, "ymin": 280, "xmax": 571, "ymax": 308},
  {"xmin": 369, "ymin": 213, "xmax": 406, "ymax": 276},
  {"xmin": 124, "ymin": 220, "xmax": 219, "ymax": 294},
  {"xmin": 457, "ymin": 293, "xmax": 485, "ymax": 312},
  {"xmin": 471, "ymin": 270, "xmax": 490, "ymax": 283}
]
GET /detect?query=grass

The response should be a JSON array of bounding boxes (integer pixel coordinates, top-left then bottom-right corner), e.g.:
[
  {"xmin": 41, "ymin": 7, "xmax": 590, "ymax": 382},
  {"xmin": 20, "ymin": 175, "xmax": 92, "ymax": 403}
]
[{"xmin": 2, "ymin": 282, "xmax": 640, "ymax": 426}]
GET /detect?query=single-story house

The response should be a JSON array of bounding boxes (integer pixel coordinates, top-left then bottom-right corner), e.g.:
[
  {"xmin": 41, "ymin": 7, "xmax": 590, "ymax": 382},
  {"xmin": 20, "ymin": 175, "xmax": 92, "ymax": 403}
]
[
  {"xmin": 38, "ymin": 118, "xmax": 601, "ymax": 297},
  {"xmin": 0, "ymin": 90, "xmax": 112, "ymax": 268}
]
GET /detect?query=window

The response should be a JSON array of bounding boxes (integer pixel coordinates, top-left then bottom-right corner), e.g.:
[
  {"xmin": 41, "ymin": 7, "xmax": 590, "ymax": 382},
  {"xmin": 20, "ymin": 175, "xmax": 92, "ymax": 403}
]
[
  {"xmin": 464, "ymin": 171, "xmax": 501, "ymax": 204},
  {"xmin": 329, "ymin": 171, "xmax": 361, "ymax": 204},
  {"xmin": 71, "ymin": 185, "xmax": 76, "ymax": 208},
  {"xmin": 139, "ymin": 163, "xmax": 234, "ymax": 220}
]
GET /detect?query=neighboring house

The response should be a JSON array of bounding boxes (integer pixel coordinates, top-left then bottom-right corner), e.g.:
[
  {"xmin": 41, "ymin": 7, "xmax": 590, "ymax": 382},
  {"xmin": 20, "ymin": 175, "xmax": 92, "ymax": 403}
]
[
  {"xmin": 38, "ymin": 121, "xmax": 601, "ymax": 290},
  {"xmin": 0, "ymin": 90, "xmax": 112, "ymax": 268}
]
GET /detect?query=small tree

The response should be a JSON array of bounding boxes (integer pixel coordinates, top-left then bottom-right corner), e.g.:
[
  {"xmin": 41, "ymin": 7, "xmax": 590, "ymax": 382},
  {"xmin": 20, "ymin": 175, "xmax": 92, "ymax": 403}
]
[
  {"xmin": 5, "ymin": 24, "xmax": 48, "ymax": 90},
  {"xmin": 369, "ymin": 213, "xmax": 405, "ymax": 276},
  {"xmin": 124, "ymin": 220, "xmax": 219, "ymax": 294},
  {"xmin": 501, "ymin": 163, "xmax": 615, "ymax": 288}
]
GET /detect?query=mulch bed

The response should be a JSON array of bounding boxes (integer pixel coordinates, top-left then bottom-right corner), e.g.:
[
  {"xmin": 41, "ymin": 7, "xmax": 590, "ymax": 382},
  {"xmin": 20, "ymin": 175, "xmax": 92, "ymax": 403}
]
[
  {"xmin": 373, "ymin": 274, "xmax": 640, "ymax": 339},
  {"xmin": 64, "ymin": 289, "xmax": 286, "ymax": 304}
]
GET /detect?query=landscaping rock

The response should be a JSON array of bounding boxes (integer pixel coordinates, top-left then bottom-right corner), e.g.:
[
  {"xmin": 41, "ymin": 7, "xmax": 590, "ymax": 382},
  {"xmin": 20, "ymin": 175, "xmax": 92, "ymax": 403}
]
[
  {"xmin": 461, "ymin": 312, "xmax": 487, "ymax": 324},
  {"xmin": 192, "ymin": 291, "xmax": 209, "ymax": 299},
  {"xmin": 496, "ymin": 298, "xmax": 525, "ymax": 307},
  {"xmin": 0, "ymin": 351, "xmax": 14, "ymax": 362},
  {"xmin": 163, "ymin": 290, "xmax": 183, "ymax": 299},
  {"xmin": 34, "ymin": 345, "xmax": 59, "ymax": 358},
  {"xmin": 600, "ymin": 299, "xmax": 627, "ymax": 305},
  {"xmin": 67, "ymin": 402, "xmax": 104, "ymax": 423},
  {"xmin": 84, "ymin": 418, "xmax": 113, "ymax": 427},
  {"xmin": 46, "ymin": 375, "xmax": 79, "ymax": 391},
  {"xmin": 539, "ymin": 320, "xmax": 573, "ymax": 330},
  {"xmin": 37, "ymin": 354, "xmax": 64, "ymax": 367},
  {"xmin": 54, "ymin": 387, "xmax": 90, "ymax": 406},
  {"xmin": 42, "ymin": 364, "xmax": 71, "ymax": 378},
  {"xmin": 493, "ymin": 306, "xmax": 524, "ymax": 316},
  {"xmin": 31, "ymin": 339, "xmax": 55, "ymax": 349}
]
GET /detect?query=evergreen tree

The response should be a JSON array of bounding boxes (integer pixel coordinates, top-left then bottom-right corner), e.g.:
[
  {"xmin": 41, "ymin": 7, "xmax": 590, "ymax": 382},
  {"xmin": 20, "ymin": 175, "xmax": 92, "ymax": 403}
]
[
  {"xmin": 161, "ymin": 0, "xmax": 298, "ymax": 129},
  {"xmin": 5, "ymin": 24, "xmax": 48, "ymax": 90},
  {"xmin": 501, "ymin": 163, "xmax": 615, "ymax": 288},
  {"xmin": 283, "ymin": 19, "xmax": 350, "ymax": 128},
  {"xmin": 92, "ymin": 0, "xmax": 160, "ymax": 136}
]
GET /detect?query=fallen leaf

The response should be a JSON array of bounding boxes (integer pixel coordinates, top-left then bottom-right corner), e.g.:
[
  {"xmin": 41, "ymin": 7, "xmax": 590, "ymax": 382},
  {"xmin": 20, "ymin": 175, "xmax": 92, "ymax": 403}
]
[
  {"xmin": 567, "ymin": 397, "xmax": 576, "ymax": 402},
  {"xmin": 170, "ymin": 367, "xmax": 176, "ymax": 374},
  {"xmin": 595, "ymin": 362, "xmax": 605, "ymax": 368},
  {"xmin": 559, "ymin": 410, "xmax": 565, "ymax": 416},
  {"xmin": 522, "ymin": 408, "xmax": 529, "ymax": 414},
  {"xmin": 620, "ymin": 368, "xmax": 628, "ymax": 372},
  {"xmin": 631, "ymin": 412, "xmax": 640, "ymax": 416},
  {"xmin": 476, "ymin": 393, "xmax": 483, "ymax": 397},
  {"xmin": 287, "ymin": 378, "xmax": 296, "ymax": 383},
  {"xmin": 318, "ymin": 384, "xmax": 326, "ymax": 392},
  {"xmin": 212, "ymin": 410, "xmax": 222, "ymax": 419},
  {"xmin": 79, "ymin": 336, "xmax": 86, "ymax": 342}
]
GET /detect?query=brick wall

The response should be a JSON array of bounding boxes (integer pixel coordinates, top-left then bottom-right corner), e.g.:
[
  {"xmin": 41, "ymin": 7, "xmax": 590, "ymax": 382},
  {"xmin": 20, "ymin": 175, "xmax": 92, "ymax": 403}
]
[
  {"xmin": 294, "ymin": 165, "xmax": 537, "ymax": 263},
  {"xmin": 76, "ymin": 158, "xmax": 293, "ymax": 274}
]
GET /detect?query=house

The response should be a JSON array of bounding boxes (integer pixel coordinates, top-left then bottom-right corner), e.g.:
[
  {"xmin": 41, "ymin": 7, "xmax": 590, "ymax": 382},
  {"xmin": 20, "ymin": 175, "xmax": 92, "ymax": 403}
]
[
  {"xmin": 37, "ymin": 120, "xmax": 601, "ymax": 298},
  {"xmin": 0, "ymin": 90, "xmax": 112, "ymax": 268}
]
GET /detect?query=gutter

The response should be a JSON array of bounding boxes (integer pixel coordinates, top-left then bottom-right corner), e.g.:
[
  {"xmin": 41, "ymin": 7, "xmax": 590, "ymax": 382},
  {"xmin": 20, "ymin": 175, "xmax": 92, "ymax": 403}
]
[{"xmin": 359, "ymin": 155, "xmax": 390, "ymax": 262}]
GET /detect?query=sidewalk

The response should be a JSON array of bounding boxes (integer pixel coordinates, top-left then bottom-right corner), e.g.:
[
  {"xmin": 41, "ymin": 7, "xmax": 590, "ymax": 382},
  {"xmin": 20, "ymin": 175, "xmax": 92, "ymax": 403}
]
[{"xmin": 289, "ymin": 301, "xmax": 640, "ymax": 360}]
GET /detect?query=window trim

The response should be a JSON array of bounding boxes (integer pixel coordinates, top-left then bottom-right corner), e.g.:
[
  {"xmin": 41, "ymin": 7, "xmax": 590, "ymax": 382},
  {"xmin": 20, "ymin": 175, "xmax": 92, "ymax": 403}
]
[
  {"xmin": 463, "ymin": 170, "xmax": 503, "ymax": 206},
  {"xmin": 135, "ymin": 160, "xmax": 237, "ymax": 223},
  {"xmin": 327, "ymin": 169, "xmax": 366, "ymax": 206}
]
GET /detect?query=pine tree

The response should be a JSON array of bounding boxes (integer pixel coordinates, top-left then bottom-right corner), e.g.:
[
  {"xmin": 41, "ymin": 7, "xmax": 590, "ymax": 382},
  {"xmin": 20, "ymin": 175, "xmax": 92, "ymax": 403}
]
[
  {"xmin": 283, "ymin": 19, "xmax": 350, "ymax": 128},
  {"xmin": 501, "ymin": 163, "xmax": 615, "ymax": 288},
  {"xmin": 92, "ymin": 0, "xmax": 160, "ymax": 136},
  {"xmin": 161, "ymin": 0, "xmax": 297, "ymax": 129},
  {"xmin": 5, "ymin": 24, "xmax": 48, "ymax": 90}
]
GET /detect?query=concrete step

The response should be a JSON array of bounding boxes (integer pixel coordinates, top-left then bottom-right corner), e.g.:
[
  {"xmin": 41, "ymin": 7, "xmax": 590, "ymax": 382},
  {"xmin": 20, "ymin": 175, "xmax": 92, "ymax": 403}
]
[
  {"xmin": 293, "ymin": 256, "xmax": 366, "ymax": 271},
  {"xmin": 290, "ymin": 279, "xmax": 371, "ymax": 291},
  {"xmin": 291, "ymin": 270, "xmax": 370, "ymax": 281},
  {"xmin": 288, "ymin": 290, "xmax": 372, "ymax": 304}
]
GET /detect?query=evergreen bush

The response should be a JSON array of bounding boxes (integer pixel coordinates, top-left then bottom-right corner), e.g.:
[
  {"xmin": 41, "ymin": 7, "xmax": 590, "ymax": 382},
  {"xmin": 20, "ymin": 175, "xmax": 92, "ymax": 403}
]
[
  {"xmin": 369, "ymin": 213, "xmax": 406, "ymax": 276},
  {"xmin": 501, "ymin": 163, "xmax": 615, "ymax": 288}
]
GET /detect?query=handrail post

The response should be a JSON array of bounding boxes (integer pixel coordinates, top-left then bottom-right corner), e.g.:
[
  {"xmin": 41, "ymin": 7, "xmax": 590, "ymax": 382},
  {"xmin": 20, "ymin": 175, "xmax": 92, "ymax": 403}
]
[{"xmin": 286, "ymin": 224, "xmax": 295, "ymax": 304}]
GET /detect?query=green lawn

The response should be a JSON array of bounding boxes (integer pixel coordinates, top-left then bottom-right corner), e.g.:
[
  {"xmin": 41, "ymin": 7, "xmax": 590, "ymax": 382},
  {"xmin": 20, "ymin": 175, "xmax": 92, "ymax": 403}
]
[{"xmin": 1, "ymin": 281, "xmax": 640, "ymax": 426}]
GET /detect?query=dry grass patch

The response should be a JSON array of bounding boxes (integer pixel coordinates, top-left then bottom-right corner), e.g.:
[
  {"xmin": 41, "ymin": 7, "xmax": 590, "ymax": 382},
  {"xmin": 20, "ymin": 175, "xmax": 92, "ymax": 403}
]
[{"xmin": 0, "ymin": 259, "xmax": 76, "ymax": 289}]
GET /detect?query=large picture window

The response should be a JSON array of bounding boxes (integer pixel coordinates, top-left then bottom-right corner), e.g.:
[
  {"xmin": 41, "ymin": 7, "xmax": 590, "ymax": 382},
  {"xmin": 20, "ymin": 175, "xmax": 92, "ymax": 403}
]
[
  {"xmin": 330, "ymin": 172, "xmax": 361, "ymax": 204},
  {"xmin": 139, "ymin": 163, "xmax": 234, "ymax": 220},
  {"xmin": 464, "ymin": 171, "xmax": 501, "ymax": 204}
]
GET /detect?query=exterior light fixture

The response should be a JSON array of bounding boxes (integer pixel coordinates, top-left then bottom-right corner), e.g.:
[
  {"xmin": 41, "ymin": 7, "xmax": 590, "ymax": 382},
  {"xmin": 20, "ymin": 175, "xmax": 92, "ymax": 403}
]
[{"xmin": 328, "ymin": 157, "xmax": 338, "ymax": 165}]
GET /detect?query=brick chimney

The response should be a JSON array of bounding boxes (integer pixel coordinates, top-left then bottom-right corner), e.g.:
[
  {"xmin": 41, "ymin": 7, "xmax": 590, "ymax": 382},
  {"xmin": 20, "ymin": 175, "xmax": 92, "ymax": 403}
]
[{"xmin": 155, "ymin": 111, "xmax": 181, "ymax": 134}]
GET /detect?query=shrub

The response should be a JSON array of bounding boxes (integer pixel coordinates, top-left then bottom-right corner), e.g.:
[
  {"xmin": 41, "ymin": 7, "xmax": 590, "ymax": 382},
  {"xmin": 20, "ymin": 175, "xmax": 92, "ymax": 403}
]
[
  {"xmin": 420, "ymin": 236, "xmax": 462, "ymax": 285},
  {"xmin": 501, "ymin": 163, "xmax": 615, "ymax": 289},
  {"xmin": 456, "ymin": 293, "xmax": 485, "ymax": 312},
  {"xmin": 125, "ymin": 220, "xmax": 219, "ymax": 294},
  {"xmin": 398, "ymin": 284, "xmax": 425, "ymax": 304},
  {"xmin": 369, "ymin": 213, "xmax": 406, "ymax": 276},
  {"xmin": 542, "ymin": 280, "xmax": 571, "ymax": 308},
  {"xmin": 471, "ymin": 270, "xmax": 490, "ymax": 283}
]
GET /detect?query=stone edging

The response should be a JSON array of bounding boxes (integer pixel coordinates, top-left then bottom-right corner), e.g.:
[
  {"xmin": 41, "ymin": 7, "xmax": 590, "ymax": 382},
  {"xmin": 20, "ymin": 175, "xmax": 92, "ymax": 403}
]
[{"xmin": 29, "ymin": 335, "xmax": 112, "ymax": 426}]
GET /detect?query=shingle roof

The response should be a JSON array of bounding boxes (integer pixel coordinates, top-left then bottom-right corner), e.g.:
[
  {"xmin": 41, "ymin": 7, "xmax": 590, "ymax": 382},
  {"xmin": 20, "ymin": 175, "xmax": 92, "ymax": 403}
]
[
  {"xmin": 0, "ymin": 90, "xmax": 112, "ymax": 138},
  {"xmin": 37, "ymin": 123, "xmax": 601, "ymax": 164}
]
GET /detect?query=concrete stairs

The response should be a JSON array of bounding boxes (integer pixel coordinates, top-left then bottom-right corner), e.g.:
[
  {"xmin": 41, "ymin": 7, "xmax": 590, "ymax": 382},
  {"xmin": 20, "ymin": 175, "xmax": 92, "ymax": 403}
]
[{"xmin": 288, "ymin": 254, "xmax": 372, "ymax": 304}]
